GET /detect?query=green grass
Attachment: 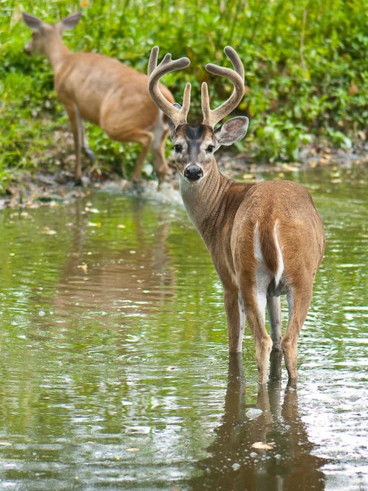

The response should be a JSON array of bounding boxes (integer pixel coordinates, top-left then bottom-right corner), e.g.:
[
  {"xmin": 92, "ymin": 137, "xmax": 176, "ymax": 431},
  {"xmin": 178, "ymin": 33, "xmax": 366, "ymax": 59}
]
[{"xmin": 1, "ymin": 0, "xmax": 368, "ymax": 191}]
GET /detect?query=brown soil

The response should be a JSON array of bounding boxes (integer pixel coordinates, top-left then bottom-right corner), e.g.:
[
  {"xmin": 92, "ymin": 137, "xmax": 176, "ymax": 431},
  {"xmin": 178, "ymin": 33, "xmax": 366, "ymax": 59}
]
[{"xmin": 1, "ymin": 142, "xmax": 367, "ymax": 209}]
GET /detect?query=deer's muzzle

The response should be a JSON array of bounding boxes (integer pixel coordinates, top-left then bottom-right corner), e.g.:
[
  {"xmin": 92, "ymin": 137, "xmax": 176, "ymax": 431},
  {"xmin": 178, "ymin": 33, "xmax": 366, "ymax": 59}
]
[{"xmin": 184, "ymin": 164, "xmax": 203, "ymax": 181}]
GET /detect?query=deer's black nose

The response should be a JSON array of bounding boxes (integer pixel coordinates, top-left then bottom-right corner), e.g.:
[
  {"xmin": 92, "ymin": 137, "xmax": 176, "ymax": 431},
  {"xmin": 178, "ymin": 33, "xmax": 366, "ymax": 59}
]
[{"xmin": 184, "ymin": 165, "xmax": 203, "ymax": 181}]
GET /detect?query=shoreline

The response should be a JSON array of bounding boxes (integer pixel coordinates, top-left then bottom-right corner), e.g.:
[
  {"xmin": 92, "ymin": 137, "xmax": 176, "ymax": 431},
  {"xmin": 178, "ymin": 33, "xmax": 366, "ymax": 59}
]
[{"xmin": 1, "ymin": 144, "xmax": 367, "ymax": 210}]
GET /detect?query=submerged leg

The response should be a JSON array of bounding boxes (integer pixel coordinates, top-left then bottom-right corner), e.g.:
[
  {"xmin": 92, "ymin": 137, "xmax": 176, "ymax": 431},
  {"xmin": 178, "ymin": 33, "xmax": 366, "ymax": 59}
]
[{"xmin": 269, "ymin": 348, "xmax": 283, "ymax": 381}]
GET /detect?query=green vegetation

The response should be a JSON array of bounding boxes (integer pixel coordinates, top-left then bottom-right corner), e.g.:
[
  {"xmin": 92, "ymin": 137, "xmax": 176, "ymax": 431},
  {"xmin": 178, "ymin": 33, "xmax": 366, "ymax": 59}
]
[{"xmin": 1, "ymin": 0, "xmax": 368, "ymax": 192}]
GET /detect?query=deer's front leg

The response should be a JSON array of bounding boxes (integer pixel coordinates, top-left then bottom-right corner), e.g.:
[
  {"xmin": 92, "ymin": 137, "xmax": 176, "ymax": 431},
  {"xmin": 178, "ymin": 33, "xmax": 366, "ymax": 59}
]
[
  {"xmin": 223, "ymin": 286, "xmax": 245, "ymax": 353},
  {"xmin": 267, "ymin": 294, "xmax": 282, "ymax": 351}
]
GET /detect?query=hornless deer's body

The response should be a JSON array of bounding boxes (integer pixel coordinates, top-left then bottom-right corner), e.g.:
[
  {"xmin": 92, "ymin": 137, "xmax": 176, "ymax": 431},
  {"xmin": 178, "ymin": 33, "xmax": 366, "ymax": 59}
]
[
  {"xmin": 148, "ymin": 47, "xmax": 325, "ymax": 384},
  {"xmin": 22, "ymin": 12, "xmax": 174, "ymax": 184}
]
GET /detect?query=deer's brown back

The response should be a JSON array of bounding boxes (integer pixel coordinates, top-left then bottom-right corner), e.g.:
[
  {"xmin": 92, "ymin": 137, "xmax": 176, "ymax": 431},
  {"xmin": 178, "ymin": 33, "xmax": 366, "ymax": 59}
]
[{"xmin": 55, "ymin": 52, "xmax": 173, "ymax": 132}]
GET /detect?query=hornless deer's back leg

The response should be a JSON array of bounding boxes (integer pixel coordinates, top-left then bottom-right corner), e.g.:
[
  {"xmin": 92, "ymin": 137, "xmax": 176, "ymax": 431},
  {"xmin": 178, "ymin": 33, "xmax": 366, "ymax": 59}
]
[
  {"xmin": 127, "ymin": 130, "xmax": 153, "ymax": 183},
  {"xmin": 150, "ymin": 111, "xmax": 170, "ymax": 185},
  {"xmin": 151, "ymin": 127, "xmax": 169, "ymax": 185},
  {"xmin": 80, "ymin": 121, "xmax": 95, "ymax": 163},
  {"xmin": 65, "ymin": 103, "xmax": 83, "ymax": 184}
]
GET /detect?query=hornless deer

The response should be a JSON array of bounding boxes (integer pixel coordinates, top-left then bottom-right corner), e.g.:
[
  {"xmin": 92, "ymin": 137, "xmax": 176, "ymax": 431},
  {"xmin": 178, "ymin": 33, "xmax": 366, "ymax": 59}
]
[
  {"xmin": 22, "ymin": 12, "xmax": 174, "ymax": 185},
  {"xmin": 148, "ymin": 46, "xmax": 325, "ymax": 384}
]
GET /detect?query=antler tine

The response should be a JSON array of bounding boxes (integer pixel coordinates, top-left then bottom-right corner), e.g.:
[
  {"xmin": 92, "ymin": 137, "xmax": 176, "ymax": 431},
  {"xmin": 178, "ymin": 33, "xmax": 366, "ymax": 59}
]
[
  {"xmin": 224, "ymin": 46, "xmax": 244, "ymax": 80},
  {"xmin": 202, "ymin": 46, "xmax": 245, "ymax": 128},
  {"xmin": 148, "ymin": 46, "xmax": 159, "ymax": 77},
  {"xmin": 148, "ymin": 46, "xmax": 191, "ymax": 127}
]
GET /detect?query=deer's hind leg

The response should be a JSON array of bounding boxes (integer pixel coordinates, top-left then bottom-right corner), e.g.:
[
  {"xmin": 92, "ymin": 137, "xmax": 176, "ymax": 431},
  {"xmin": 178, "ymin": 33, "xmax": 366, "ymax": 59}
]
[
  {"xmin": 282, "ymin": 281, "xmax": 313, "ymax": 383},
  {"xmin": 129, "ymin": 130, "xmax": 153, "ymax": 183},
  {"xmin": 80, "ymin": 122, "xmax": 95, "ymax": 163},
  {"xmin": 151, "ymin": 112, "xmax": 169, "ymax": 185},
  {"xmin": 240, "ymin": 280, "xmax": 273, "ymax": 385},
  {"xmin": 65, "ymin": 103, "xmax": 83, "ymax": 184}
]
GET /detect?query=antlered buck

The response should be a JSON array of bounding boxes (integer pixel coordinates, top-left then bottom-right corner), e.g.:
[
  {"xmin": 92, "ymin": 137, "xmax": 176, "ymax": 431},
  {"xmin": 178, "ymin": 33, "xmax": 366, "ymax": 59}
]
[
  {"xmin": 148, "ymin": 46, "xmax": 325, "ymax": 384},
  {"xmin": 22, "ymin": 12, "xmax": 174, "ymax": 184}
]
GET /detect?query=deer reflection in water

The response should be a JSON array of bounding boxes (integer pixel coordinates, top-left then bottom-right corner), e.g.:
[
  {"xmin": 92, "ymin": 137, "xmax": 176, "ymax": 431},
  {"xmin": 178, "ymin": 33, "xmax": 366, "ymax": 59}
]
[
  {"xmin": 190, "ymin": 353, "xmax": 327, "ymax": 491},
  {"xmin": 52, "ymin": 198, "xmax": 175, "ymax": 320}
]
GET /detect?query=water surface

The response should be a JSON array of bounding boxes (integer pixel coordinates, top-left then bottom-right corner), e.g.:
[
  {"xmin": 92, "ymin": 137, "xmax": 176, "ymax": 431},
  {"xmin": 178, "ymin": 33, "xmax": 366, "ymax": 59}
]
[{"xmin": 0, "ymin": 166, "xmax": 367, "ymax": 490}]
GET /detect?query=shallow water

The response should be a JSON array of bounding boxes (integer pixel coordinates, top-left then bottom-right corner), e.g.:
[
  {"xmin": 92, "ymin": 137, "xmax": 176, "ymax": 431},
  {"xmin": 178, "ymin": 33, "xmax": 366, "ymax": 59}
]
[{"xmin": 0, "ymin": 166, "xmax": 367, "ymax": 490}]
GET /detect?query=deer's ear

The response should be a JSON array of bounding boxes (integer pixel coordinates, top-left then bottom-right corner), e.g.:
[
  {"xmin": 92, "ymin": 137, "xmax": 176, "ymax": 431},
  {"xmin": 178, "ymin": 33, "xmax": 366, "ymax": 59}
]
[
  {"xmin": 22, "ymin": 12, "xmax": 43, "ymax": 31},
  {"xmin": 61, "ymin": 12, "xmax": 82, "ymax": 31},
  {"xmin": 215, "ymin": 116, "xmax": 249, "ymax": 148}
]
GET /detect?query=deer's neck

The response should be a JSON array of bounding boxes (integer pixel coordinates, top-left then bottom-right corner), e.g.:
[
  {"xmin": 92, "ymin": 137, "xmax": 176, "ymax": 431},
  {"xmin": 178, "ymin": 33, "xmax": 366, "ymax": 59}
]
[
  {"xmin": 44, "ymin": 34, "xmax": 71, "ymax": 71},
  {"xmin": 180, "ymin": 167, "xmax": 252, "ymax": 252}
]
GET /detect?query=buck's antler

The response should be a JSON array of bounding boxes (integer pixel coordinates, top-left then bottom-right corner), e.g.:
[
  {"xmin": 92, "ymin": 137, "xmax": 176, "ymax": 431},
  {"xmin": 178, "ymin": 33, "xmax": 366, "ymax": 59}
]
[
  {"xmin": 201, "ymin": 46, "xmax": 245, "ymax": 128},
  {"xmin": 148, "ymin": 46, "xmax": 191, "ymax": 127}
]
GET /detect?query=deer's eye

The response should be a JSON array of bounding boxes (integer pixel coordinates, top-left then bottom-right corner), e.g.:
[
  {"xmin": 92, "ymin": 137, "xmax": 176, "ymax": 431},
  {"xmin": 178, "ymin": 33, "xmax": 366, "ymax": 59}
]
[
  {"xmin": 174, "ymin": 144, "xmax": 182, "ymax": 153},
  {"xmin": 206, "ymin": 145, "xmax": 215, "ymax": 153}
]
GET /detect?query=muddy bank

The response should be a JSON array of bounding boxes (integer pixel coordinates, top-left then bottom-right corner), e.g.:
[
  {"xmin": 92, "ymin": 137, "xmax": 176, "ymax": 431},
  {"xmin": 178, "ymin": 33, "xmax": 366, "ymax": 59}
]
[{"xmin": 1, "ymin": 142, "xmax": 367, "ymax": 209}]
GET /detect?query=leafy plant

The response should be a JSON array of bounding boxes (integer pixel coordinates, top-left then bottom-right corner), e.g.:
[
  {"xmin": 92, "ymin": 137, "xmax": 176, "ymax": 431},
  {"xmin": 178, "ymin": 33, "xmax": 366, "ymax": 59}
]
[{"xmin": 1, "ymin": 0, "xmax": 368, "ymax": 188}]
